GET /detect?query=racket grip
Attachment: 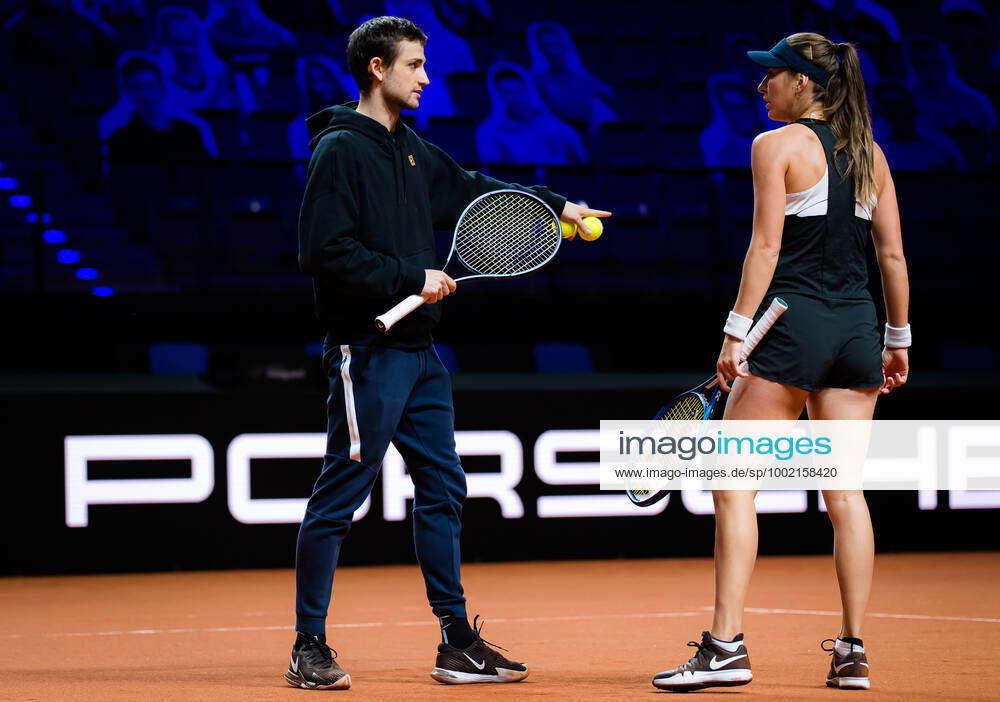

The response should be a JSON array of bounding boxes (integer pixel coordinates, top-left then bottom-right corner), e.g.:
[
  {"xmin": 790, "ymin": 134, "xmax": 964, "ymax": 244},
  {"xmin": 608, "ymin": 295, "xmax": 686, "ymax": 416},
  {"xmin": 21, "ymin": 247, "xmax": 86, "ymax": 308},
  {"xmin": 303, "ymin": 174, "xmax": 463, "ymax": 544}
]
[
  {"xmin": 741, "ymin": 297, "xmax": 788, "ymax": 356},
  {"xmin": 375, "ymin": 294, "xmax": 426, "ymax": 333}
]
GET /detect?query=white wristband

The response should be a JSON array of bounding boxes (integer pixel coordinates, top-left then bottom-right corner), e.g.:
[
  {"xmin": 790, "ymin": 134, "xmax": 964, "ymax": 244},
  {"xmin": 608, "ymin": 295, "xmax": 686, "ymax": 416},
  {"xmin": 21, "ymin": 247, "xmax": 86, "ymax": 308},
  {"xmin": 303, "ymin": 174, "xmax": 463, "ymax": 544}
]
[
  {"xmin": 723, "ymin": 310, "xmax": 753, "ymax": 340},
  {"xmin": 884, "ymin": 323, "xmax": 911, "ymax": 349}
]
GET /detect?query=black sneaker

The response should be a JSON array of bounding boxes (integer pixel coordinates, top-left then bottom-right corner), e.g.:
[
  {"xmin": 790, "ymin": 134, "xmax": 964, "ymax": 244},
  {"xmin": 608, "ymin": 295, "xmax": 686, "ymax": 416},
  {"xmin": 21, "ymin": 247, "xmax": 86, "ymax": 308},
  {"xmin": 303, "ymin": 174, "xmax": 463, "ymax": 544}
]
[
  {"xmin": 652, "ymin": 630, "xmax": 752, "ymax": 691},
  {"xmin": 283, "ymin": 632, "xmax": 351, "ymax": 690},
  {"xmin": 430, "ymin": 615, "xmax": 529, "ymax": 684},
  {"xmin": 823, "ymin": 637, "xmax": 870, "ymax": 690}
]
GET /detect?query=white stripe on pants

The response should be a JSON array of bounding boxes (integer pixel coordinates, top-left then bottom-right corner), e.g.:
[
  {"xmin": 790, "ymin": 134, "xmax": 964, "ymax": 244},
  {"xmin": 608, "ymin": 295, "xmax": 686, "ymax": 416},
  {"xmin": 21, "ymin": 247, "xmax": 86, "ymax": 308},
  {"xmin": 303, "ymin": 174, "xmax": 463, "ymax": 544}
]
[{"xmin": 339, "ymin": 345, "xmax": 361, "ymax": 462}]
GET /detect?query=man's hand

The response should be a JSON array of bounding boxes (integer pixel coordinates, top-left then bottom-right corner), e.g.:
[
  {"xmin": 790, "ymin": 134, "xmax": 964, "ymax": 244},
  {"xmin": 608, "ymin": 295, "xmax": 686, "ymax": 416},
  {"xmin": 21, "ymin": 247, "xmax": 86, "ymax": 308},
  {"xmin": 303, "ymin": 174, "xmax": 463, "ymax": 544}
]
[
  {"xmin": 879, "ymin": 347, "xmax": 909, "ymax": 395},
  {"xmin": 422, "ymin": 269, "xmax": 457, "ymax": 304},
  {"xmin": 561, "ymin": 201, "xmax": 611, "ymax": 237},
  {"xmin": 715, "ymin": 335, "xmax": 750, "ymax": 392}
]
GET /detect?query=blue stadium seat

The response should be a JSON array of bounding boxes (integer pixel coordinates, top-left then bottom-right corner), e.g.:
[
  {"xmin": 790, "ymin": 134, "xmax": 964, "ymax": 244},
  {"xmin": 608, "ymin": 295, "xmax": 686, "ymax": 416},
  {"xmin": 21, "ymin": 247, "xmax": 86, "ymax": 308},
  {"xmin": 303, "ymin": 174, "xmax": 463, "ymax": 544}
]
[
  {"xmin": 481, "ymin": 164, "xmax": 538, "ymax": 185},
  {"xmin": 544, "ymin": 167, "xmax": 596, "ymax": 204},
  {"xmin": 660, "ymin": 82, "xmax": 714, "ymax": 128},
  {"xmin": 243, "ymin": 115, "xmax": 294, "ymax": 159},
  {"xmin": 662, "ymin": 220, "xmax": 715, "ymax": 265},
  {"xmin": 149, "ymin": 343, "xmax": 209, "ymax": 375},
  {"xmin": 533, "ymin": 342, "xmax": 594, "ymax": 373},
  {"xmin": 592, "ymin": 123, "xmax": 653, "ymax": 167},
  {"xmin": 599, "ymin": 171, "xmax": 660, "ymax": 217},
  {"xmin": 655, "ymin": 125, "xmax": 704, "ymax": 168},
  {"xmin": 606, "ymin": 218, "xmax": 667, "ymax": 264},
  {"xmin": 220, "ymin": 162, "xmax": 297, "ymax": 213},
  {"xmin": 615, "ymin": 84, "xmax": 663, "ymax": 122},
  {"xmin": 446, "ymin": 73, "xmax": 490, "ymax": 122},
  {"xmin": 662, "ymin": 174, "xmax": 716, "ymax": 238},
  {"xmin": 663, "ymin": 35, "xmax": 716, "ymax": 83},
  {"xmin": 424, "ymin": 117, "xmax": 478, "ymax": 166}
]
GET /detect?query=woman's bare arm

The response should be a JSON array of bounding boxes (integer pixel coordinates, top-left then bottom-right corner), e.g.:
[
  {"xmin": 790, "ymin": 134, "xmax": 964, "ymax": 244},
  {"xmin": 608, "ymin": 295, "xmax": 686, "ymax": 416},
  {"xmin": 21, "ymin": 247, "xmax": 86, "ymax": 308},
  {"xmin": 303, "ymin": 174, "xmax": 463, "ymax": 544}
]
[
  {"xmin": 871, "ymin": 143, "xmax": 910, "ymax": 394},
  {"xmin": 716, "ymin": 129, "xmax": 789, "ymax": 390},
  {"xmin": 870, "ymin": 144, "xmax": 909, "ymax": 328}
]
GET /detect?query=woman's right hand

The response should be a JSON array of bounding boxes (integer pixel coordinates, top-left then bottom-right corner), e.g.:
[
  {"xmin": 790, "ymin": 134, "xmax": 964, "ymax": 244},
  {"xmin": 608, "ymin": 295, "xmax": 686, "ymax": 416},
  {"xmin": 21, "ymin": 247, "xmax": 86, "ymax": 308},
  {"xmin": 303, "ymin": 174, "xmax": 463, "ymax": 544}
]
[
  {"xmin": 880, "ymin": 347, "xmax": 909, "ymax": 395},
  {"xmin": 716, "ymin": 335, "xmax": 749, "ymax": 392}
]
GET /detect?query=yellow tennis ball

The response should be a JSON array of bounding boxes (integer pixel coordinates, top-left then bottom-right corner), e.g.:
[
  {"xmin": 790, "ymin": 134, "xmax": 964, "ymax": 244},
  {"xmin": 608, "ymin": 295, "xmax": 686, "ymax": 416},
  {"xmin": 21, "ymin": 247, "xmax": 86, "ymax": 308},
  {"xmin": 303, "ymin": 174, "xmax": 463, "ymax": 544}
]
[
  {"xmin": 579, "ymin": 216, "xmax": 603, "ymax": 241},
  {"xmin": 560, "ymin": 220, "xmax": 577, "ymax": 239}
]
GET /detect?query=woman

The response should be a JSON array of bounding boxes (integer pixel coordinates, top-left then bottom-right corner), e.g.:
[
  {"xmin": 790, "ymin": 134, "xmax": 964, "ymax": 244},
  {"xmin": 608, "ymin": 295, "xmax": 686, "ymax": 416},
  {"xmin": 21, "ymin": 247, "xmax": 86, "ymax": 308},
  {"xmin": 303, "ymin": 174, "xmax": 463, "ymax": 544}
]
[{"xmin": 651, "ymin": 33, "xmax": 910, "ymax": 693}]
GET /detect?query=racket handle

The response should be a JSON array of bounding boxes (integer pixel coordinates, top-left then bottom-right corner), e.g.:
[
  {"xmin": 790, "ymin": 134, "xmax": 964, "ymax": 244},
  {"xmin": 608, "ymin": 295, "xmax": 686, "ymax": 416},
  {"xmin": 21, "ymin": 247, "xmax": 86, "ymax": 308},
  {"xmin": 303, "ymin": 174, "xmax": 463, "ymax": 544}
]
[
  {"xmin": 375, "ymin": 294, "xmax": 426, "ymax": 333},
  {"xmin": 705, "ymin": 298, "xmax": 788, "ymax": 389},
  {"xmin": 742, "ymin": 296, "xmax": 787, "ymax": 356}
]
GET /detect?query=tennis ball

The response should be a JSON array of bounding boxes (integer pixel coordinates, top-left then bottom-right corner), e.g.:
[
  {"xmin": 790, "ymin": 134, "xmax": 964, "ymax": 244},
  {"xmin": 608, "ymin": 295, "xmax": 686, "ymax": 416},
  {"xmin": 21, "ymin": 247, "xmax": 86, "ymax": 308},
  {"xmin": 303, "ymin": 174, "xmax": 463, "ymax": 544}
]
[
  {"xmin": 579, "ymin": 216, "xmax": 603, "ymax": 241},
  {"xmin": 560, "ymin": 220, "xmax": 577, "ymax": 239}
]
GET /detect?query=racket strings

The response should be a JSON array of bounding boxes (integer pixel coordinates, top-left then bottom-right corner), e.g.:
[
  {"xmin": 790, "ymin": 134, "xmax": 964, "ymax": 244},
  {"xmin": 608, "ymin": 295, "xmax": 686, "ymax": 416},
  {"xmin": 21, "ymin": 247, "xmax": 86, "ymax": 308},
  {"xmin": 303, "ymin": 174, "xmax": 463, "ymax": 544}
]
[
  {"xmin": 456, "ymin": 192, "xmax": 559, "ymax": 276},
  {"xmin": 657, "ymin": 394, "xmax": 708, "ymax": 421},
  {"xmin": 627, "ymin": 395, "xmax": 708, "ymax": 499}
]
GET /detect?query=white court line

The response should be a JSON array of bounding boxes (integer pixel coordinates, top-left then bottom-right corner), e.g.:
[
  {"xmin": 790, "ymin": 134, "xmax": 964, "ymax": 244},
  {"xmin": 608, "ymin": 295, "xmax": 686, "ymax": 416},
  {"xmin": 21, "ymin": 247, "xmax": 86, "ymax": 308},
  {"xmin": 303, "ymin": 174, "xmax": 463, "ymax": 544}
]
[
  {"xmin": 0, "ymin": 622, "xmax": 381, "ymax": 640},
  {"xmin": 733, "ymin": 606, "xmax": 1000, "ymax": 624},
  {"xmin": 0, "ymin": 611, "xmax": 699, "ymax": 640},
  {"xmin": 3, "ymin": 606, "xmax": 997, "ymax": 641},
  {"xmin": 396, "ymin": 611, "xmax": 700, "ymax": 627}
]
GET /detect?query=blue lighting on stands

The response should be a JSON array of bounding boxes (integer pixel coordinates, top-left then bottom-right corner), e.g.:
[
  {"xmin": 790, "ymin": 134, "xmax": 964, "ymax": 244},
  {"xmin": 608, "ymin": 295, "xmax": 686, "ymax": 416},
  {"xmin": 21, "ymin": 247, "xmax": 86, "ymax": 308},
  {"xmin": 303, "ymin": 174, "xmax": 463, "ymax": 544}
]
[
  {"xmin": 9, "ymin": 195, "xmax": 31, "ymax": 208},
  {"xmin": 92, "ymin": 286, "xmax": 115, "ymax": 297},
  {"xmin": 0, "ymin": 177, "xmax": 16, "ymax": 190},
  {"xmin": 26, "ymin": 212, "xmax": 38, "ymax": 223},
  {"xmin": 42, "ymin": 213, "xmax": 51, "ymax": 223},
  {"xmin": 57, "ymin": 249, "xmax": 80, "ymax": 264},
  {"xmin": 42, "ymin": 229, "xmax": 66, "ymax": 243},
  {"xmin": 76, "ymin": 267, "xmax": 99, "ymax": 280}
]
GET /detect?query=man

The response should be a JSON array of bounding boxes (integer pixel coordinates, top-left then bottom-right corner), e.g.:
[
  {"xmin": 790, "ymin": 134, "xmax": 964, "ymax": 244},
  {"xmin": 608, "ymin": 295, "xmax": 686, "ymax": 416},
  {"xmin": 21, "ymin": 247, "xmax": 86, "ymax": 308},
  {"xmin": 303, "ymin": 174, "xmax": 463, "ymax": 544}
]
[{"xmin": 287, "ymin": 15, "xmax": 609, "ymax": 690}]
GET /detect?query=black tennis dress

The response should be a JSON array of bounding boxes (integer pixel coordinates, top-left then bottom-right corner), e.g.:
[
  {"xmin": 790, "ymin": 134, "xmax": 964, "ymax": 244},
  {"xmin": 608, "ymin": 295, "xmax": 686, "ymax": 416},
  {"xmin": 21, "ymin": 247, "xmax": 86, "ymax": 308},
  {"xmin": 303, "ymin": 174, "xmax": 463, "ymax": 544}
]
[{"xmin": 748, "ymin": 119, "xmax": 883, "ymax": 392}]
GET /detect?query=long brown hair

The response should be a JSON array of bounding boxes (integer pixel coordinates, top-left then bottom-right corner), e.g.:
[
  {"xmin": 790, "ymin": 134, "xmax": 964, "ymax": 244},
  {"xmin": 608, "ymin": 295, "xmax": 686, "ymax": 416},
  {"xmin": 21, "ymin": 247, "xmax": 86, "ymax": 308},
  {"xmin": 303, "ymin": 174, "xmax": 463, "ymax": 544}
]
[{"xmin": 786, "ymin": 32, "xmax": 876, "ymax": 204}]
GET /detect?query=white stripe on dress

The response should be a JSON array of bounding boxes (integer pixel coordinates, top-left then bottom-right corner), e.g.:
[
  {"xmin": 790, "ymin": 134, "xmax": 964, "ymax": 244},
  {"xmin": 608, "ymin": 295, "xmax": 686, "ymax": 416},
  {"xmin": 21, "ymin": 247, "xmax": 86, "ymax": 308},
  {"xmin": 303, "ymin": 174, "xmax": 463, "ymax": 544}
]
[{"xmin": 339, "ymin": 345, "xmax": 361, "ymax": 462}]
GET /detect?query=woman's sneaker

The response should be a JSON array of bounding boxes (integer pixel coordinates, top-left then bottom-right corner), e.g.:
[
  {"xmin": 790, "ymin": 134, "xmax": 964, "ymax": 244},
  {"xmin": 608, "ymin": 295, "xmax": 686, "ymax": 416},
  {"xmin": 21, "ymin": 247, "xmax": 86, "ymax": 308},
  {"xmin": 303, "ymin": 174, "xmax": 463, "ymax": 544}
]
[
  {"xmin": 823, "ymin": 637, "xmax": 870, "ymax": 690},
  {"xmin": 652, "ymin": 631, "xmax": 752, "ymax": 691}
]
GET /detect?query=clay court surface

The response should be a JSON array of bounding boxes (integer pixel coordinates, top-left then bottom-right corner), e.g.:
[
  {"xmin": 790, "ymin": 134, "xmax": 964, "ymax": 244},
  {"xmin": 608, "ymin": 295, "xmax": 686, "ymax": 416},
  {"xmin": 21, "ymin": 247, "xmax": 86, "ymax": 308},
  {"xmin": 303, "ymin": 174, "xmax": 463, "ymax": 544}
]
[{"xmin": 2, "ymin": 553, "xmax": 998, "ymax": 701}]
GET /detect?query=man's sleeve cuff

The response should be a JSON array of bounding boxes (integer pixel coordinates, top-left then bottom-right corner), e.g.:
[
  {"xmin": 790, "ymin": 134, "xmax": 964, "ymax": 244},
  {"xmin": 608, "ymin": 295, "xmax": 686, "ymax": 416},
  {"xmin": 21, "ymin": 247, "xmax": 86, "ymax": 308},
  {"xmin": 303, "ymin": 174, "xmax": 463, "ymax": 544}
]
[{"xmin": 537, "ymin": 189, "xmax": 567, "ymax": 219}]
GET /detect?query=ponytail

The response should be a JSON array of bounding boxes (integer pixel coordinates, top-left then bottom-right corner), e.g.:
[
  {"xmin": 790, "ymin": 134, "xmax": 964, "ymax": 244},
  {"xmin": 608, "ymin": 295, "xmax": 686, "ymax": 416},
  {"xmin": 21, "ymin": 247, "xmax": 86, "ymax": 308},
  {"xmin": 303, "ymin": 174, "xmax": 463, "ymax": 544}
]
[{"xmin": 787, "ymin": 34, "xmax": 877, "ymax": 205}]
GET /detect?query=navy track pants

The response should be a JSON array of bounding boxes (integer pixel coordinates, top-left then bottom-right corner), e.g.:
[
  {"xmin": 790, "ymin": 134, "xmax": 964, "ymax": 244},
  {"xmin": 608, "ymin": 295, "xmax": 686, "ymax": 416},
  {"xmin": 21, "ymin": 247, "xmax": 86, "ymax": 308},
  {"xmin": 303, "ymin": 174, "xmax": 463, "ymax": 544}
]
[{"xmin": 294, "ymin": 344, "xmax": 467, "ymax": 635}]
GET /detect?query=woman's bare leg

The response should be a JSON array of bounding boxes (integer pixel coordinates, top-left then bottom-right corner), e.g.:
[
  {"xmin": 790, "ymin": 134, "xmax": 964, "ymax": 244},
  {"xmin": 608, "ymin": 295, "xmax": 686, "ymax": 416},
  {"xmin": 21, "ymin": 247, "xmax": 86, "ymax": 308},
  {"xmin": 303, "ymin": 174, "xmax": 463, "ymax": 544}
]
[
  {"xmin": 711, "ymin": 375, "xmax": 808, "ymax": 639},
  {"xmin": 808, "ymin": 387, "xmax": 879, "ymax": 638}
]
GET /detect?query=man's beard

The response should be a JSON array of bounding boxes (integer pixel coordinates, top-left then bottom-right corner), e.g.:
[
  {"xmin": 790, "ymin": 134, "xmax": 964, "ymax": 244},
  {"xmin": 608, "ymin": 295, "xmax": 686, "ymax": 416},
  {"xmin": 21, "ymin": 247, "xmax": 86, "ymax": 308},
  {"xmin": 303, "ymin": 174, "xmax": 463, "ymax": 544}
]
[{"xmin": 390, "ymin": 90, "xmax": 420, "ymax": 111}]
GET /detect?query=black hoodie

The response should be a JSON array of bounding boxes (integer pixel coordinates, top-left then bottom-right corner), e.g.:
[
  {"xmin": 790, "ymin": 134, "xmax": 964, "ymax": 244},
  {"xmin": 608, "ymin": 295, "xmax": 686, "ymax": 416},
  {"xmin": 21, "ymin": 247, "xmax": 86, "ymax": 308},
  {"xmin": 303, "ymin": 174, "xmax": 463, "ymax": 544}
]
[{"xmin": 299, "ymin": 103, "xmax": 567, "ymax": 349}]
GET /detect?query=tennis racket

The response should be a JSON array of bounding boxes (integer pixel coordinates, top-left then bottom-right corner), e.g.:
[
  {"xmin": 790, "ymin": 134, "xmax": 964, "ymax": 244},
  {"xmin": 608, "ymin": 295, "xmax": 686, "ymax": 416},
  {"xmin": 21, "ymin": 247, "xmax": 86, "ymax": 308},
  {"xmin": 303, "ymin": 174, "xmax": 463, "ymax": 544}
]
[
  {"xmin": 375, "ymin": 189, "xmax": 561, "ymax": 333},
  {"xmin": 625, "ymin": 297, "xmax": 788, "ymax": 507}
]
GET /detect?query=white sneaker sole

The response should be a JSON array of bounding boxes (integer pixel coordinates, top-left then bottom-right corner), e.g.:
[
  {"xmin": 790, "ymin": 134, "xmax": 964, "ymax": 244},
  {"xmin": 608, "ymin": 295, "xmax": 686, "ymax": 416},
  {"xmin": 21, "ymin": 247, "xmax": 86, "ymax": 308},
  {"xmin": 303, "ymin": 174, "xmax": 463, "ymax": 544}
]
[
  {"xmin": 652, "ymin": 668, "xmax": 753, "ymax": 690},
  {"xmin": 430, "ymin": 666, "xmax": 529, "ymax": 684},
  {"xmin": 828, "ymin": 676, "xmax": 870, "ymax": 689},
  {"xmin": 283, "ymin": 672, "xmax": 352, "ymax": 690}
]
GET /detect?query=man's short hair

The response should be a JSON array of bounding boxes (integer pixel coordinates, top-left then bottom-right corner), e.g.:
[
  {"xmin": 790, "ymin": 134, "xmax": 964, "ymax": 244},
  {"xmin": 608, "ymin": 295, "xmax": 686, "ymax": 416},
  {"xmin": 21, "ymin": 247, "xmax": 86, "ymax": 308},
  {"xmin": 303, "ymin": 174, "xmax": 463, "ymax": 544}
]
[
  {"xmin": 121, "ymin": 56, "xmax": 162, "ymax": 82},
  {"xmin": 347, "ymin": 16, "xmax": 427, "ymax": 93}
]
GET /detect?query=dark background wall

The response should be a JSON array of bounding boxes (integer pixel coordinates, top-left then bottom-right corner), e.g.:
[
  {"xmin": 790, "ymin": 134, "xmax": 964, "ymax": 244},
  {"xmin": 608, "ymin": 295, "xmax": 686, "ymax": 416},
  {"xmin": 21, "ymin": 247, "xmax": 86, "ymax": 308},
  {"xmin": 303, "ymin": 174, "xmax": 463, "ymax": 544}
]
[{"xmin": 2, "ymin": 375, "xmax": 997, "ymax": 576}]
